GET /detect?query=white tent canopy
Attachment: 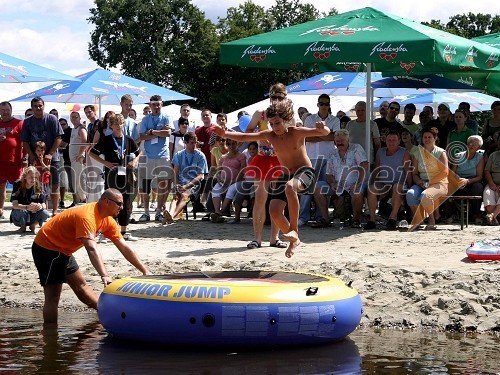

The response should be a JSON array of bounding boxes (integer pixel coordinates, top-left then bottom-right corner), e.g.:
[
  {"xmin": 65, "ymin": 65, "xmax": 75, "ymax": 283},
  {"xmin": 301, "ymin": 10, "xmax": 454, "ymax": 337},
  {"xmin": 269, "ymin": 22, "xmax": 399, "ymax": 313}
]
[{"xmin": 226, "ymin": 94, "xmax": 362, "ymax": 126}]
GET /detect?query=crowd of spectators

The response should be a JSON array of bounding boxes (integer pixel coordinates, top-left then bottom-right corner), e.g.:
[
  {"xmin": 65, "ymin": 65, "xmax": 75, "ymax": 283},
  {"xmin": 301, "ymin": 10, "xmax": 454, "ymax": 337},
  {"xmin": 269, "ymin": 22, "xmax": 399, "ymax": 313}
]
[{"xmin": 1, "ymin": 95, "xmax": 499, "ymax": 241}]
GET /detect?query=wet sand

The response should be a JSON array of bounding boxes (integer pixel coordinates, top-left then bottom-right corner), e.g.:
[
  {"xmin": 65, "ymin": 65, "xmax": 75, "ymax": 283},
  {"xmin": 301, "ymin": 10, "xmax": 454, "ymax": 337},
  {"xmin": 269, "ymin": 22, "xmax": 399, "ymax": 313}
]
[{"xmin": 1, "ymin": 204, "xmax": 499, "ymax": 333}]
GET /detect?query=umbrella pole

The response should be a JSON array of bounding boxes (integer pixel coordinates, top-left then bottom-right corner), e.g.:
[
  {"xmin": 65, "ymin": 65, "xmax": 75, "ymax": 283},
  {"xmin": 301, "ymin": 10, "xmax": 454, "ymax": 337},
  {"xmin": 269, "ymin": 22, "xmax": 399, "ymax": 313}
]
[
  {"xmin": 98, "ymin": 95, "xmax": 102, "ymax": 119},
  {"xmin": 365, "ymin": 64, "xmax": 372, "ymax": 174}
]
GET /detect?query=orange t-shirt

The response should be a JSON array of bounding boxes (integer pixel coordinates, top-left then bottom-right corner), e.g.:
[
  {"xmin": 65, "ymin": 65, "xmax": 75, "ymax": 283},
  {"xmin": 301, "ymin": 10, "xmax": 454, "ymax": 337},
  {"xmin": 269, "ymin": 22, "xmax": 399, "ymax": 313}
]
[{"xmin": 35, "ymin": 202, "xmax": 122, "ymax": 256}]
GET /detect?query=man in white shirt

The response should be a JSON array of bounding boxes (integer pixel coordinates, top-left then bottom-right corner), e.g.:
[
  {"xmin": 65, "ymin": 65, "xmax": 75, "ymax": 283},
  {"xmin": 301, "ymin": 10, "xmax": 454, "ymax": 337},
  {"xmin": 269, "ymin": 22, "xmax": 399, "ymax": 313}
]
[
  {"xmin": 173, "ymin": 103, "xmax": 198, "ymax": 132},
  {"xmin": 120, "ymin": 94, "xmax": 140, "ymax": 143},
  {"xmin": 298, "ymin": 94, "xmax": 340, "ymax": 226}
]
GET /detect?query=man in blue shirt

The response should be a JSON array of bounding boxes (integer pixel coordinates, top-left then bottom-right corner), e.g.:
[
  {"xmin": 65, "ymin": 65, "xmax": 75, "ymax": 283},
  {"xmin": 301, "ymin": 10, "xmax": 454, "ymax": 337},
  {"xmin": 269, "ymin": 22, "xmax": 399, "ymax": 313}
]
[
  {"xmin": 162, "ymin": 132, "xmax": 208, "ymax": 225},
  {"xmin": 138, "ymin": 95, "xmax": 173, "ymax": 222}
]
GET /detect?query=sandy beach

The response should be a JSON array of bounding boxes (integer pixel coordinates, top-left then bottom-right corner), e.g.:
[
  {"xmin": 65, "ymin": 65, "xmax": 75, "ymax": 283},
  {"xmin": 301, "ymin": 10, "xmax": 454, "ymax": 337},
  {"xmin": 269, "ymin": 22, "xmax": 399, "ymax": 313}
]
[{"xmin": 1, "ymin": 202, "xmax": 499, "ymax": 333}]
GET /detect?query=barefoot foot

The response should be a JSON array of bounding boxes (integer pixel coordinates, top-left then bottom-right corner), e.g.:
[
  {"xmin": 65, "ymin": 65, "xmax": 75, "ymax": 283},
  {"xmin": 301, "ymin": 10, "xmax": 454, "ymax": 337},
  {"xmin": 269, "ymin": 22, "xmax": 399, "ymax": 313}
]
[
  {"xmin": 283, "ymin": 230, "xmax": 299, "ymax": 243},
  {"xmin": 285, "ymin": 238, "xmax": 301, "ymax": 258}
]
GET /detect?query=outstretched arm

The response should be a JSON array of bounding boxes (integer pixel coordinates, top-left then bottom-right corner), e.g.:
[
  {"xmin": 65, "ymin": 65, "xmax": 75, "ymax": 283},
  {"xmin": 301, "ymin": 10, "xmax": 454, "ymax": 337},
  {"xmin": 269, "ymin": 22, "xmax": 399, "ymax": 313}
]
[
  {"xmin": 82, "ymin": 237, "xmax": 113, "ymax": 286},
  {"xmin": 298, "ymin": 121, "xmax": 331, "ymax": 138},
  {"xmin": 212, "ymin": 125, "xmax": 271, "ymax": 142},
  {"xmin": 113, "ymin": 238, "xmax": 151, "ymax": 275}
]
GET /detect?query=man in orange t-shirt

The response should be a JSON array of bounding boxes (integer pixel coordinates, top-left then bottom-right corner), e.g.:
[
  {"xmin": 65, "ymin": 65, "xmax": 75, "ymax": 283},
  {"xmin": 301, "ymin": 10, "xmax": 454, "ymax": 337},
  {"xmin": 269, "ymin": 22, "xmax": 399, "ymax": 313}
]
[{"xmin": 32, "ymin": 188, "xmax": 151, "ymax": 324}]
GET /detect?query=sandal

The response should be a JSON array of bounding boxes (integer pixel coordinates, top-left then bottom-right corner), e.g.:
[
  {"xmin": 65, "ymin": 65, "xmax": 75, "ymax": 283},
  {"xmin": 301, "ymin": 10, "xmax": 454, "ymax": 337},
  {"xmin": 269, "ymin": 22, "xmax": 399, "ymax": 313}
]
[
  {"xmin": 363, "ymin": 220, "xmax": 376, "ymax": 230},
  {"xmin": 310, "ymin": 218, "xmax": 330, "ymax": 228},
  {"xmin": 424, "ymin": 224, "xmax": 437, "ymax": 231},
  {"xmin": 385, "ymin": 219, "xmax": 397, "ymax": 231},
  {"xmin": 350, "ymin": 219, "xmax": 361, "ymax": 228},
  {"xmin": 139, "ymin": 214, "xmax": 150, "ymax": 222},
  {"xmin": 210, "ymin": 213, "xmax": 226, "ymax": 223},
  {"xmin": 246, "ymin": 240, "xmax": 261, "ymax": 249},
  {"xmin": 486, "ymin": 213, "xmax": 499, "ymax": 226},
  {"xmin": 270, "ymin": 239, "xmax": 287, "ymax": 248}
]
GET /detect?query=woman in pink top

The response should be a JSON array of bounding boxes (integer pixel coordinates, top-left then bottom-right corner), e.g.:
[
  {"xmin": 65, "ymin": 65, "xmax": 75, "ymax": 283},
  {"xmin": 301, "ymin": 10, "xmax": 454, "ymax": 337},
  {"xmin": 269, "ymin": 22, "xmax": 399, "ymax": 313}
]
[{"xmin": 210, "ymin": 139, "xmax": 246, "ymax": 222}]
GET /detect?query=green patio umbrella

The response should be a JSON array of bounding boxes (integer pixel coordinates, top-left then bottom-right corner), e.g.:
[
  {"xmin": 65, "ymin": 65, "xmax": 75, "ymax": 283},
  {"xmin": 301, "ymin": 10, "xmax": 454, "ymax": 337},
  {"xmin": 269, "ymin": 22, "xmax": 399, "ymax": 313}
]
[
  {"xmin": 220, "ymin": 7, "xmax": 500, "ymax": 160},
  {"xmin": 472, "ymin": 32, "xmax": 500, "ymax": 48},
  {"xmin": 459, "ymin": 33, "xmax": 500, "ymax": 94},
  {"xmin": 220, "ymin": 7, "xmax": 499, "ymax": 74}
]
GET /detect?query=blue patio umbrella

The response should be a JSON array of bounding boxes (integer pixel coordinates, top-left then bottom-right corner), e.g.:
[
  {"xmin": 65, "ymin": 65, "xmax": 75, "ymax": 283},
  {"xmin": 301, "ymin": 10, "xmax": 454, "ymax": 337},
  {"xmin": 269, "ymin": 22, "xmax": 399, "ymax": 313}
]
[
  {"xmin": 10, "ymin": 68, "xmax": 194, "ymax": 116},
  {"xmin": 286, "ymin": 72, "xmax": 479, "ymax": 97},
  {"xmin": 374, "ymin": 91, "xmax": 497, "ymax": 112},
  {"xmin": 0, "ymin": 52, "xmax": 79, "ymax": 83}
]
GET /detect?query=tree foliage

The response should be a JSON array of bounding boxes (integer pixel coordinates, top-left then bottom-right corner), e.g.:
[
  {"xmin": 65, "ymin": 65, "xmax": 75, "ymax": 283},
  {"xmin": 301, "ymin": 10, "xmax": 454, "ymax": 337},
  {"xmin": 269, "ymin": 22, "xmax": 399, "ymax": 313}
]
[
  {"xmin": 423, "ymin": 13, "xmax": 500, "ymax": 37},
  {"xmin": 88, "ymin": 0, "xmax": 219, "ymax": 104}
]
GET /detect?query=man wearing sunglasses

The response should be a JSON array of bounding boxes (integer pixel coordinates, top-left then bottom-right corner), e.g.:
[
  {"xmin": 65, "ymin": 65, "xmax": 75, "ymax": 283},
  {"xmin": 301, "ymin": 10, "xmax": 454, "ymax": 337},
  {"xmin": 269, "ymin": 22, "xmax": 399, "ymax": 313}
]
[
  {"xmin": 374, "ymin": 101, "xmax": 404, "ymax": 148},
  {"xmin": 298, "ymin": 94, "xmax": 339, "ymax": 226},
  {"xmin": 31, "ymin": 188, "xmax": 151, "ymax": 324}
]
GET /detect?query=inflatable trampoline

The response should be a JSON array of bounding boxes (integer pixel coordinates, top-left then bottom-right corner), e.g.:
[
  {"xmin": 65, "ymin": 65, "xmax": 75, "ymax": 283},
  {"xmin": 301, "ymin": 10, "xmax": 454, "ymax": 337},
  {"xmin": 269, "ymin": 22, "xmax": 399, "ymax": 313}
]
[
  {"xmin": 466, "ymin": 239, "xmax": 500, "ymax": 261},
  {"xmin": 98, "ymin": 271, "xmax": 363, "ymax": 347}
]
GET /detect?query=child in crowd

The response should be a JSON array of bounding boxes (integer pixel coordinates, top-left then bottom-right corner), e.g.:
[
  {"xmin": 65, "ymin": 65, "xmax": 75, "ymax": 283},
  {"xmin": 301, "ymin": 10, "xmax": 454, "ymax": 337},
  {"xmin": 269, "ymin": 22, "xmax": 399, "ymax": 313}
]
[
  {"xmin": 213, "ymin": 99, "xmax": 330, "ymax": 258},
  {"xmin": 10, "ymin": 166, "xmax": 50, "ymax": 233},
  {"xmin": 33, "ymin": 141, "xmax": 51, "ymax": 196}
]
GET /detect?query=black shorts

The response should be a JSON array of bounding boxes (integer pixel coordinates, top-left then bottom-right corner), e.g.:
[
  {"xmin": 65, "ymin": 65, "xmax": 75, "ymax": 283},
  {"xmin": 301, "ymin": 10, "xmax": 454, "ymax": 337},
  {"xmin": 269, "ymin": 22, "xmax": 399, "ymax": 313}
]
[
  {"xmin": 270, "ymin": 166, "xmax": 316, "ymax": 203},
  {"xmin": 32, "ymin": 242, "xmax": 79, "ymax": 286}
]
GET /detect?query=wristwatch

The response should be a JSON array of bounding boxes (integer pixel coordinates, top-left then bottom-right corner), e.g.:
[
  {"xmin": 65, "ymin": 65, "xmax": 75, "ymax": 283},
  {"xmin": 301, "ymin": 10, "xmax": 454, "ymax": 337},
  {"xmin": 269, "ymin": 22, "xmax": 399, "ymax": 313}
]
[{"xmin": 149, "ymin": 129, "xmax": 154, "ymax": 136}]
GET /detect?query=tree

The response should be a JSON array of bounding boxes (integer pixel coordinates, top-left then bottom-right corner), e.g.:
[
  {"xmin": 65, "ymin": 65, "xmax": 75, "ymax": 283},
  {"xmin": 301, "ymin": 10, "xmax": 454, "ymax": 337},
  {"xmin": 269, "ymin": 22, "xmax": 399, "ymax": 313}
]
[
  {"xmin": 446, "ymin": 13, "xmax": 497, "ymax": 38},
  {"xmin": 211, "ymin": 0, "xmax": 328, "ymax": 113},
  {"xmin": 88, "ymin": 0, "xmax": 218, "ymax": 102},
  {"xmin": 217, "ymin": 1, "xmax": 270, "ymax": 42},
  {"xmin": 423, "ymin": 13, "xmax": 500, "ymax": 38},
  {"xmin": 266, "ymin": 0, "xmax": 320, "ymax": 30}
]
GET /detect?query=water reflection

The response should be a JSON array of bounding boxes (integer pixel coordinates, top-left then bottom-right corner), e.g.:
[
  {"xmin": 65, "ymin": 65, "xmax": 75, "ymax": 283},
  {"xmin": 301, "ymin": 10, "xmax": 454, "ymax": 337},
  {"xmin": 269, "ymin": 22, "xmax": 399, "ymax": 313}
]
[
  {"xmin": 1, "ymin": 308, "xmax": 499, "ymax": 374},
  {"xmin": 97, "ymin": 337, "xmax": 360, "ymax": 374}
]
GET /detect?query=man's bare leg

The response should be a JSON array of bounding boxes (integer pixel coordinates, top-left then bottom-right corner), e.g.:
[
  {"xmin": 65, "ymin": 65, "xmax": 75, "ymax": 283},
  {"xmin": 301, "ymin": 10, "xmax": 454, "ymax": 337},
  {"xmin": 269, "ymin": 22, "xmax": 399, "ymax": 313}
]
[
  {"xmin": 66, "ymin": 269, "xmax": 99, "ymax": 309},
  {"xmin": 42, "ymin": 283, "xmax": 63, "ymax": 324}
]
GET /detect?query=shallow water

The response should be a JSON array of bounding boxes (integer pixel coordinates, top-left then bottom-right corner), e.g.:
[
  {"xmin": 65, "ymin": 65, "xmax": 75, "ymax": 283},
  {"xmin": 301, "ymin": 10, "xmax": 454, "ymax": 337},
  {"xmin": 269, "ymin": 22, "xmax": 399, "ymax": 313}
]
[{"xmin": 0, "ymin": 307, "xmax": 499, "ymax": 374}]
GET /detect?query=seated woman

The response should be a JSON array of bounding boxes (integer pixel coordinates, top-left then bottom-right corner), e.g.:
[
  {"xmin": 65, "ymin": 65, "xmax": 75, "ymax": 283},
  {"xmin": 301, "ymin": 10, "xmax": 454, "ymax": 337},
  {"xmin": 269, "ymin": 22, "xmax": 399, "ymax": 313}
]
[
  {"xmin": 483, "ymin": 142, "xmax": 500, "ymax": 225},
  {"xmin": 210, "ymin": 139, "xmax": 247, "ymax": 223},
  {"xmin": 407, "ymin": 127, "xmax": 449, "ymax": 230},
  {"xmin": 201, "ymin": 136, "xmax": 229, "ymax": 217},
  {"xmin": 450, "ymin": 135, "xmax": 485, "ymax": 224},
  {"xmin": 10, "ymin": 166, "xmax": 50, "ymax": 233},
  {"xmin": 228, "ymin": 141, "xmax": 259, "ymax": 224},
  {"xmin": 448, "ymin": 108, "xmax": 475, "ymax": 163}
]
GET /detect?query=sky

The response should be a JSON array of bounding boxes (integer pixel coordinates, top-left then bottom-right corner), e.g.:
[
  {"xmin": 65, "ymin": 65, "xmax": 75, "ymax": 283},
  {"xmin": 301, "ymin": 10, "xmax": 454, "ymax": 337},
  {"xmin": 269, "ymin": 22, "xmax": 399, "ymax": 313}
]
[{"xmin": 0, "ymin": 0, "xmax": 497, "ymax": 105}]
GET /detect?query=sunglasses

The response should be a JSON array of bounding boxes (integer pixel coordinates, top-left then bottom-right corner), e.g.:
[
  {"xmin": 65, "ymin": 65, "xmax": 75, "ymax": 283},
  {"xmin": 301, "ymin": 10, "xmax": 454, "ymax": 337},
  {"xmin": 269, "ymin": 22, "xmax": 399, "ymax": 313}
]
[
  {"xmin": 270, "ymin": 95, "xmax": 286, "ymax": 101},
  {"xmin": 389, "ymin": 107, "xmax": 400, "ymax": 111},
  {"xmin": 107, "ymin": 197, "xmax": 123, "ymax": 207},
  {"xmin": 318, "ymin": 102, "xmax": 330, "ymax": 107}
]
